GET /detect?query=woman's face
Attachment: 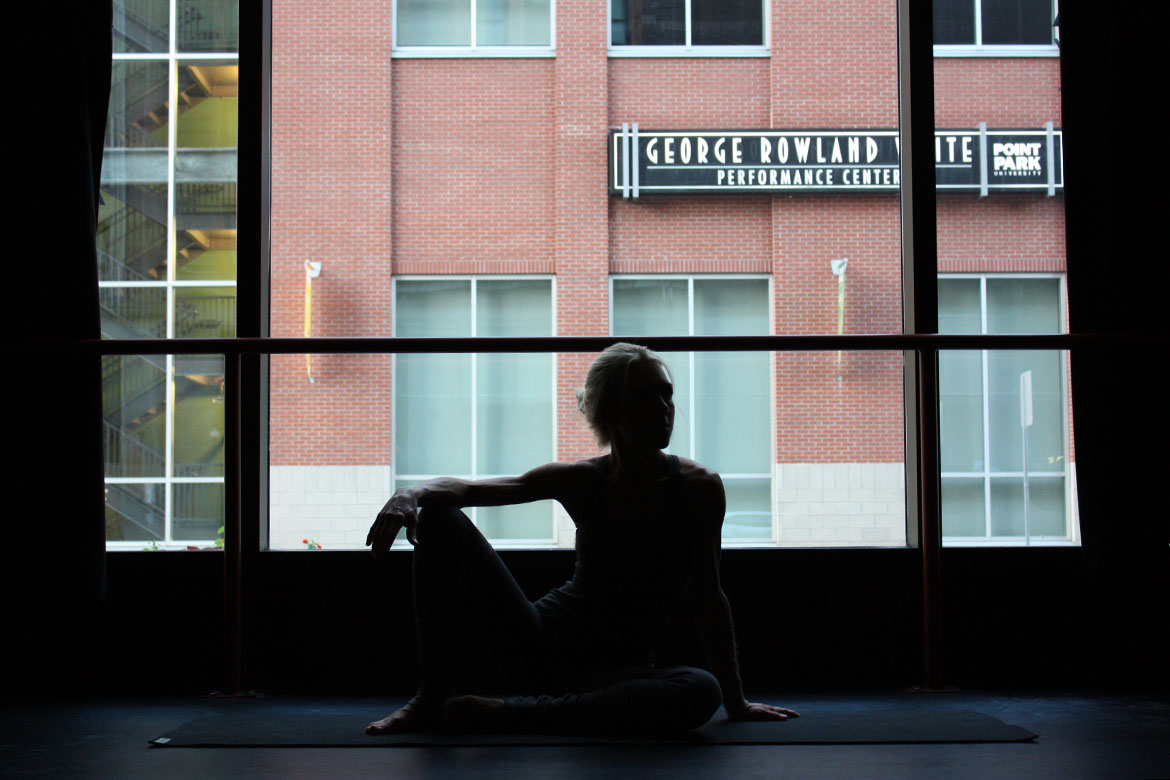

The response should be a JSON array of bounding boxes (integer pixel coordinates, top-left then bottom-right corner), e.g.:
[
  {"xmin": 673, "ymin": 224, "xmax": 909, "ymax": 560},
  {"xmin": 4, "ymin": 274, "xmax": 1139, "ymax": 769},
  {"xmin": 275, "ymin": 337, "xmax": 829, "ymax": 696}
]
[{"xmin": 613, "ymin": 359, "xmax": 675, "ymax": 450}]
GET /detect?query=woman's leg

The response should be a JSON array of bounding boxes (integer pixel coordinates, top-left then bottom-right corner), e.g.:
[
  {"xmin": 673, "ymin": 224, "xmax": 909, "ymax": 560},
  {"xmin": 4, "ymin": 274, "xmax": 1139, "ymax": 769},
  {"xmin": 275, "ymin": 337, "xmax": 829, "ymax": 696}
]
[
  {"xmin": 491, "ymin": 665, "xmax": 722, "ymax": 734},
  {"xmin": 369, "ymin": 506, "xmax": 541, "ymax": 732}
]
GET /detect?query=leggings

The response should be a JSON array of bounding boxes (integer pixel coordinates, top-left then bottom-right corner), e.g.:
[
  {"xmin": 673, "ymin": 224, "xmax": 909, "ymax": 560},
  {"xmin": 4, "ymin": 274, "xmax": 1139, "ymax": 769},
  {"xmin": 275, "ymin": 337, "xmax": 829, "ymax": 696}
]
[{"xmin": 410, "ymin": 506, "xmax": 722, "ymax": 734}]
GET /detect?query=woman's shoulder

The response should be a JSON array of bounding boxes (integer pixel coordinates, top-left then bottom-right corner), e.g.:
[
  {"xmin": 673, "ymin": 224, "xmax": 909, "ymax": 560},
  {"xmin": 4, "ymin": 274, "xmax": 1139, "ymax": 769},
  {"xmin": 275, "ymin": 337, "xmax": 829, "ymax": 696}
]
[{"xmin": 673, "ymin": 457, "xmax": 725, "ymax": 502}]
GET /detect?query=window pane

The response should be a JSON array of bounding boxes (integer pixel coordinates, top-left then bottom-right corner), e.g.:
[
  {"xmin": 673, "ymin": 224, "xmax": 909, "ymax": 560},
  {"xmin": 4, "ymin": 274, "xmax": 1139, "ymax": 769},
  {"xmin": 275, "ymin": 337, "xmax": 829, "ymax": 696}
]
[
  {"xmin": 695, "ymin": 351, "xmax": 769, "ymax": 473},
  {"xmin": 114, "ymin": 0, "xmax": 169, "ymax": 53},
  {"xmin": 981, "ymin": 0, "xmax": 1052, "ymax": 45},
  {"xmin": 102, "ymin": 61, "xmax": 169, "ymax": 282},
  {"xmin": 397, "ymin": 0, "xmax": 471, "ymax": 45},
  {"xmin": 939, "ymin": 350, "xmax": 984, "ymax": 472},
  {"xmin": 611, "ymin": 0, "xmax": 685, "ymax": 45},
  {"xmin": 101, "ymin": 287, "xmax": 168, "ymax": 338},
  {"xmin": 177, "ymin": 0, "xmax": 240, "ymax": 52},
  {"xmin": 477, "ymin": 280, "xmax": 553, "ymax": 474},
  {"xmin": 172, "ymin": 482, "xmax": 224, "ymax": 542},
  {"xmin": 941, "ymin": 477, "xmax": 985, "ymax": 536},
  {"xmin": 612, "ymin": 279, "xmax": 688, "ymax": 334},
  {"xmin": 174, "ymin": 286, "xmax": 236, "ymax": 338},
  {"xmin": 693, "ymin": 278, "xmax": 769, "ymax": 336},
  {"xmin": 722, "ymin": 477, "xmax": 772, "ymax": 540},
  {"xmin": 103, "ymin": 355, "xmax": 168, "ymax": 477},
  {"xmin": 397, "ymin": 280, "xmax": 471, "ymax": 337},
  {"xmin": 990, "ymin": 477, "xmax": 1064, "ymax": 537},
  {"xmin": 938, "ymin": 278, "xmax": 981, "ymax": 334},
  {"xmin": 106, "ymin": 483, "xmax": 166, "ymax": 542},
  {"xmin": 986, "ymin": 278, "xmax": 1060, "ymax": 334},
  {"xmin": 477, "ymin": 0, "xmax": 551, "ymax": 45},
  {"xmin": 932, "ymin": 0, "xmax": 975, "ymax": 44},
  {"xmin": 691, "ymin": 0, "xmax": 763, "ymax": 45},
  {"xmin": 397, "ymin": 355, "xmax": 473, "ymax": 475},
  {"xmin": 987, "ymin": 349, "xmax": 1063, "ymax": 473},
  {"xmin": 477, "ymin": 502, "xmax": 555, "ymax": 541},
  {"xmin": 173, "ymin": 355, "xmax": 226, "ymax": 478}
]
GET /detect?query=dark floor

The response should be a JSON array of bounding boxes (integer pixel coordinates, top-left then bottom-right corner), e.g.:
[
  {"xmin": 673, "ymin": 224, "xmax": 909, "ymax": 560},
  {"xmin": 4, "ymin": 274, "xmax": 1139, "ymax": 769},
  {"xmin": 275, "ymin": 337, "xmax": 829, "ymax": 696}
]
[{"xmin": 2, "ymin": 690, "xmax": 1167, "ymax": 780}]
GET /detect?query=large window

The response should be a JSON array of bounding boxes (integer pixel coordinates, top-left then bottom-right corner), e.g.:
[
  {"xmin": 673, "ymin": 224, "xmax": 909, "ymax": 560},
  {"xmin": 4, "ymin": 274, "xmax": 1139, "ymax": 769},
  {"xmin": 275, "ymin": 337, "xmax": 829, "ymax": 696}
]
[
  {"xmin": 103, "ymin": 0, "xmax": 238, "ymax": 549},
  {"xmin": 612, "ymin": 277, "xmax": 772, "ymax": 541},
  {"xmin": 395, "ymin": 0, "xmax": 553, "ymax": 52},
  {"xmin": 939, "ymin": 275, "xmax": 1073, "ymax": 544},
  {"xmin": 609, "ymin": 0, "xmax": 765, "ymax": 52},
  {"xmin": 393, "ymin": 278, "xmax": 556, "ymax": 543},
  {"xmin": 933, "ymin": 0, "xmax": 1057, "ymax": 51}
]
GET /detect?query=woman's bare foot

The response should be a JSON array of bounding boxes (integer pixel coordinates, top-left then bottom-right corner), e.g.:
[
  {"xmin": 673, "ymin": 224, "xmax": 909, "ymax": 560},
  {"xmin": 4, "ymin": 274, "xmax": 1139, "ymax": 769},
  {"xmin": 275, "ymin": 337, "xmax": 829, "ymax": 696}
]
[
  {"xmin": 366, "ymin": 702, "xmax": 434, "ymax": 735},
  {"xmin": 442, "ymin": 695, "xmax": 510, "ymax": 732}
]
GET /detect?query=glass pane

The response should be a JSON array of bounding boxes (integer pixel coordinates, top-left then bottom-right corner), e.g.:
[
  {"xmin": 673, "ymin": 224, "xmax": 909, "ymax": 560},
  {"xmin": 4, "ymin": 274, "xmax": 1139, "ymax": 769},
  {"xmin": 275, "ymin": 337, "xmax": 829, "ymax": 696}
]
[
  {"xmin": 691, "ymin": 0, "xmax": 763, "ymax": 45},
  {"xmin": 477, "ymin": 279, "xmax": 552, "ymax": 337},
  {"xmin": 396, "ymin": 280, "xmax": 471, "ymax": 337},
  {"xmin": 941, "ymin": 477, "xmax": 985, "ymax": 537},
  {"xmin": 397, "ymin": 354, "xmax": 473, "ymax": 475},
  {"xmin": 397, "ymin": 0, "xmax": 471, "ymax": 45},
  {"xmin": 938, "ymin": 278, "xmax": 981, "ymax": 334},
  {"xmin": 939, "ymin": 349, "xmax": 984, "ymax": 472},
  {"xmin": 612, "ymin": 279, "xmax": 688, "ymax": 335},
  {"xmin": 694, "ymin": 351, "xmax": 769, "ymax": 473},
  {"xmin": 174, "ymin": 286, "xmax": 236, "ymax": 338},
  {"xmin": 102, "ymin": 61, "xmax": 169, "ymax": 282},
  {"xmin": 114, "ymin": 0, "xmax": 169, "ymax": 53},
  {"xmin": 105, "ymin": 483, "xmax": 166, "ymax": 542},
  {"xmin": 100, "ymin": 287, "xmax": 168, "ymax": 339},
  {"xmin": 103, "ymin": 355, "xmax": 168, "ymax": 477},
  {"xmin": 722, "ymin": 477, "xmax": 771, "ymax": 539},
  {"xmin": 990, "ymin": 476, "xmax": 1064, "ymax": 537},
  {"xmin": 693, "ymin": 278, "xmax": 769, "ymax": 336},
  {"xmin": 176, "ymin": 184, "xmax": 237, "ymax": 281},
  {"xmin": 933, "ymin": 0, "xmax": 975, "ymax": 44},
  {"xmin": 177, "ymin": 0, "xmax": 240, "ymax": 52},
  {"xmin": 981, "ymin": 0, "xmax": 1052, "ymax": 45},
  {"xmin": 987, "ymin": 350, "xmax": 1062, "ymax": 473},
  {"xmin": 477, "ymin": 0, "xmax": 550, "ymax": 45},
  {"xmin": 172, "ymin": 483, "xmax": 224, "ymax": 542},
  {"xmin": 986, "ymin": 277, "xmax": 1060, "ymax": 333},
  {"xmin": 173, "ymin": 355, "xmax": 226, "ymax": 478},
  {"xmin": 477, "ymin": 501, "xmax": 556, "ymax": 541},
  {"xmin": 611, "ymin": 0, "xmax": 685, "ymax": 45}
]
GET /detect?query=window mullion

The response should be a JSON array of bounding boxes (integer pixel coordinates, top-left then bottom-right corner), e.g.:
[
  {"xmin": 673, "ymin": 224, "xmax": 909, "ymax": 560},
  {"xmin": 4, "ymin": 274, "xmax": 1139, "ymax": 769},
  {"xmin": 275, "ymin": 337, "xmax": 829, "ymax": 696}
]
[
  {"xmin": 973, "ymin": 0, "xmax": 984, "ymax": 45},
  {"xmin": 684, "ymin": 0, "xmax": 693, "ymax": 48},
  {"xmin": 470, "ymin": 0, "xmax": 477, "ymax": 48}
]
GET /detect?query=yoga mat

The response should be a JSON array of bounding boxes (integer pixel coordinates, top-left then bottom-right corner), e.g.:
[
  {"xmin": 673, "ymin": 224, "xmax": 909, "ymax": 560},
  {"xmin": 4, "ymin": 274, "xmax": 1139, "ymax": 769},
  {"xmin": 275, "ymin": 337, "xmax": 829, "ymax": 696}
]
[{"xmin": 150, "ymin": 708, "xmax": 1037, "ymax": 747}]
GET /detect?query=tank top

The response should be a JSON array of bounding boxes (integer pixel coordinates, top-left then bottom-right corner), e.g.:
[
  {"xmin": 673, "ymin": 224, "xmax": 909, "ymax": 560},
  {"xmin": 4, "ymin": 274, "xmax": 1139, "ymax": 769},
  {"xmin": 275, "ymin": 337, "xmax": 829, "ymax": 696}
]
[{"xmin": 534, "ymin": 454, "xmax": 696, "ymax": 666}]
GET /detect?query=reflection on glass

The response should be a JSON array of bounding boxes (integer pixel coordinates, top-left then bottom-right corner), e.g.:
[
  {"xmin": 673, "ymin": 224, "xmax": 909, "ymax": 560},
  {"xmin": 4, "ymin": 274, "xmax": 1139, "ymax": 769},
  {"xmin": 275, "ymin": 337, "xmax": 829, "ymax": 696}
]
[
  {"xmin": 691, "ymin": 0, "xmax": 763, "ymax": 45},
  {"xmin": 114, "ymin": 0, "xmax": 169, "ymax": 54},
  {"xmin": 103, "ymin": 355, "xmax": 168, "ymax": 477},
  {"xmin": 477, "ymin": 0, "xmax": 551, "ymax": 45},
  {"xmin": 611, "ymin": 0, "xmax": 685, "ymax": 45},
  {"xmin": 397, "ymin": 0, "xmax": 471, "ymax": 45},
  {"xmin": 172, "ymin": 483, "xmax": 224, "ymax": 541},
  {"xmin": 178, "ymin": 0, "xmax": 240, "ymax": 52},
  {"xmin": 174, "ymin": 286, "xmax": 236, "ymax": 338},
  {"xmin": 105, "ymin": 483, "xmax": 166, "ymax": 542},
  {"xmin": 173, "ymin": 355, "xmax": 226, "ymax": 477}
]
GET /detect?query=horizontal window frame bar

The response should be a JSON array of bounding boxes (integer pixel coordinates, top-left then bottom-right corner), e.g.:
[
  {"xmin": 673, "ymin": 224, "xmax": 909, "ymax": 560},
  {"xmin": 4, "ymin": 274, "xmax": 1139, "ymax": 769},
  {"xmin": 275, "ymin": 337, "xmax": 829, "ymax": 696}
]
[{"xmin": 29, "ymin": 333, "xmax": 1142, "ymax": 357}]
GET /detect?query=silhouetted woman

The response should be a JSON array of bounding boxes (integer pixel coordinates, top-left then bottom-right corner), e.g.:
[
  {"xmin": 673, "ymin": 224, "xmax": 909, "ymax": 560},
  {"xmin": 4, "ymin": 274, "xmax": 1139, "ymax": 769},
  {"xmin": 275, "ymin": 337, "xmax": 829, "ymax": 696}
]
[{"xmin": 366, "ymin": 343, "xmax": 798, "ymax": 734}]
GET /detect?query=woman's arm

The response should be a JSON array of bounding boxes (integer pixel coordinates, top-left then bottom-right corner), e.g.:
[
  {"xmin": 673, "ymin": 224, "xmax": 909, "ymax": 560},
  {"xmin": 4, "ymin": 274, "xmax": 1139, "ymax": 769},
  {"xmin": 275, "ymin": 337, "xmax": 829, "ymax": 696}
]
[
  {"xmin": 366, "ymin": 461, "xmax": 586, "ymax": 557},
  {"xmin": 687, "ymin": 468, "xmax": 800, "ymax": 722}
]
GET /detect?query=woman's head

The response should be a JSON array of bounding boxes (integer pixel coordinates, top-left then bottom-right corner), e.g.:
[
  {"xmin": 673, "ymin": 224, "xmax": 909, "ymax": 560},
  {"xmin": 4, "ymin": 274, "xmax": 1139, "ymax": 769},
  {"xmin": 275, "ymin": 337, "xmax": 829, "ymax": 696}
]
[{"xmin": 577, "ymin": 343, "xmax": 674, "ymax": 450}]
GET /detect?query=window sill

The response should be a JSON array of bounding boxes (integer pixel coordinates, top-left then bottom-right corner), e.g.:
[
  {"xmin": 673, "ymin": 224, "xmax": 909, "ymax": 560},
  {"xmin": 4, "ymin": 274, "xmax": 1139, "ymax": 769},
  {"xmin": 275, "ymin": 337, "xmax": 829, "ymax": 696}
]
[
  {"xmin": 942, "ymin": 538, "xmax": 1079, "ymax": 547},
  {"xmin": 392, "ymin": 47, "xmax": 555, "ymax": 59},
  {"xmin": 933, "ymin": 44, "xmax": 1059, "ymax": 58},
  {"xmin": 608, "ymin": 46, "xmax": 770, "ymax": 58}
]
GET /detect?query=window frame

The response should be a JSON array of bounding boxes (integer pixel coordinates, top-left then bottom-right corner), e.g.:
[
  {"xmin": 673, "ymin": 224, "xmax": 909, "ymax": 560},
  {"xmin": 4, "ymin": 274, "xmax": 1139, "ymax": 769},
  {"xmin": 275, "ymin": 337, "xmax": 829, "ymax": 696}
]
[
  {"xmin": 937, "ymin": 272, "xmax": 1077, "ymax": 546},
  {"xmin": 390, "ymin": 274, "xmax": 560, "ymax": 547},
  {"xmin": 607, "ymin": 0, "xmax": 771, "ymax": 58},
  {"xmin": 933, "ymin": 0, "xmax": 1060, "ymax": 58},
  {"xmin": 391, "ymin": 0, "xmax": 557, "ymax": 58},
  {"xmin": 104, "ymin": 9, "xmax": 240, "ymax": 551},
  {"xmin": 609, "ymin": 273, "xmax": 776, "ymax": 545}
]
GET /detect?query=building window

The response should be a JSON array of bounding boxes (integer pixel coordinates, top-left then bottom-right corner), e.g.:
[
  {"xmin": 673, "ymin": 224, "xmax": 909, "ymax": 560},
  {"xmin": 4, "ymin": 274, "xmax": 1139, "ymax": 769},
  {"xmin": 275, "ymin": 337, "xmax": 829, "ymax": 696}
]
[
  {"xmin": 103, "ymin": 0, "xmax": 238, "ymax": 550},
  {"xmin": 939, "ymin": 275, "xmax": 1073, "ymax": 544},
  {"xmin": 393, "ymin": 278, "xmax": 556, "ymax": 543},
  {"xmin": 612, "ymin": 277, "xmax": 772, "ymax": 541},
  {"xmin": 395, "ymin": 0, "xmax": 553, "ymax": 52},
  {"xmin": 933, "ymin": 0, "xmax": 1057, "ymax": 51},
  {"xmin": 610, "ymin": 0, "xmax": 766, "ymax": 53}
]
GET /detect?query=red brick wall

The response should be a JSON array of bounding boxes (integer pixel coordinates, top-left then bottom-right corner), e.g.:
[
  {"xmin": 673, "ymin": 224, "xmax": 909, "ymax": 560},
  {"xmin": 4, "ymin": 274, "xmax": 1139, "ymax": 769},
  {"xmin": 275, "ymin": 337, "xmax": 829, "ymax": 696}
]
[
  {"xmin": 268, "ymin": 1, "xmax": 1067, "ymax": 472},
  {"xmin": 270, "ymin": 0, "xmax": 393, "ymax": 466}
]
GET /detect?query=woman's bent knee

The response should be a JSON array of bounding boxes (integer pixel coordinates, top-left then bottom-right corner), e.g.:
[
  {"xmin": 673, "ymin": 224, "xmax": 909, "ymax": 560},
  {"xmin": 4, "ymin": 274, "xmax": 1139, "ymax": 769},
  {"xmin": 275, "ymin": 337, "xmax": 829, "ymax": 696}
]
[
  {"xmin": 416, "ymin": 506, "xmax": 472, "ymax": 546},
  {"xmin": 665, "ymin": 667, "xmax": 722, "ymax": 730}
]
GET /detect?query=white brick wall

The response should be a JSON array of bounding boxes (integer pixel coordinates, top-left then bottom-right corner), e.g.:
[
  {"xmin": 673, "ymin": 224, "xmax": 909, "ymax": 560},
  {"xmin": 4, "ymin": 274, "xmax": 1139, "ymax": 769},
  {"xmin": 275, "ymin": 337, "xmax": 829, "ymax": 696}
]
[
  {"xmin": 269, "ymin": 466, "xmax": 391, "ymax": 550},
  {"xmin": 774, "ymin": 463, "xmax": 907, "ymax": 547}
]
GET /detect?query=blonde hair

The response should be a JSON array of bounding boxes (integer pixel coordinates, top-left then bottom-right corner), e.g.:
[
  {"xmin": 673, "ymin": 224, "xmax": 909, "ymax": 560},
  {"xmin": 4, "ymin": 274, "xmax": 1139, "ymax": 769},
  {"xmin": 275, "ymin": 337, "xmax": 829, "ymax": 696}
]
[{"xmin": 576, "ymin": 342, "xmax": 671, "ymax": 449}]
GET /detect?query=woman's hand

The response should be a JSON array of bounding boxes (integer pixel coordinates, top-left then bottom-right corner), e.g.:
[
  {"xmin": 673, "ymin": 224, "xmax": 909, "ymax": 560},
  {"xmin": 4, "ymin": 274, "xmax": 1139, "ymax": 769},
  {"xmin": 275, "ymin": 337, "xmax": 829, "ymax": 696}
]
[
  {"xmin": 725, "ymin": 700, "xmax": 801, "ymax": 721},
  {"xmin": 366, "ymin": 491, "xmax": 420, "ymax": 557}
]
